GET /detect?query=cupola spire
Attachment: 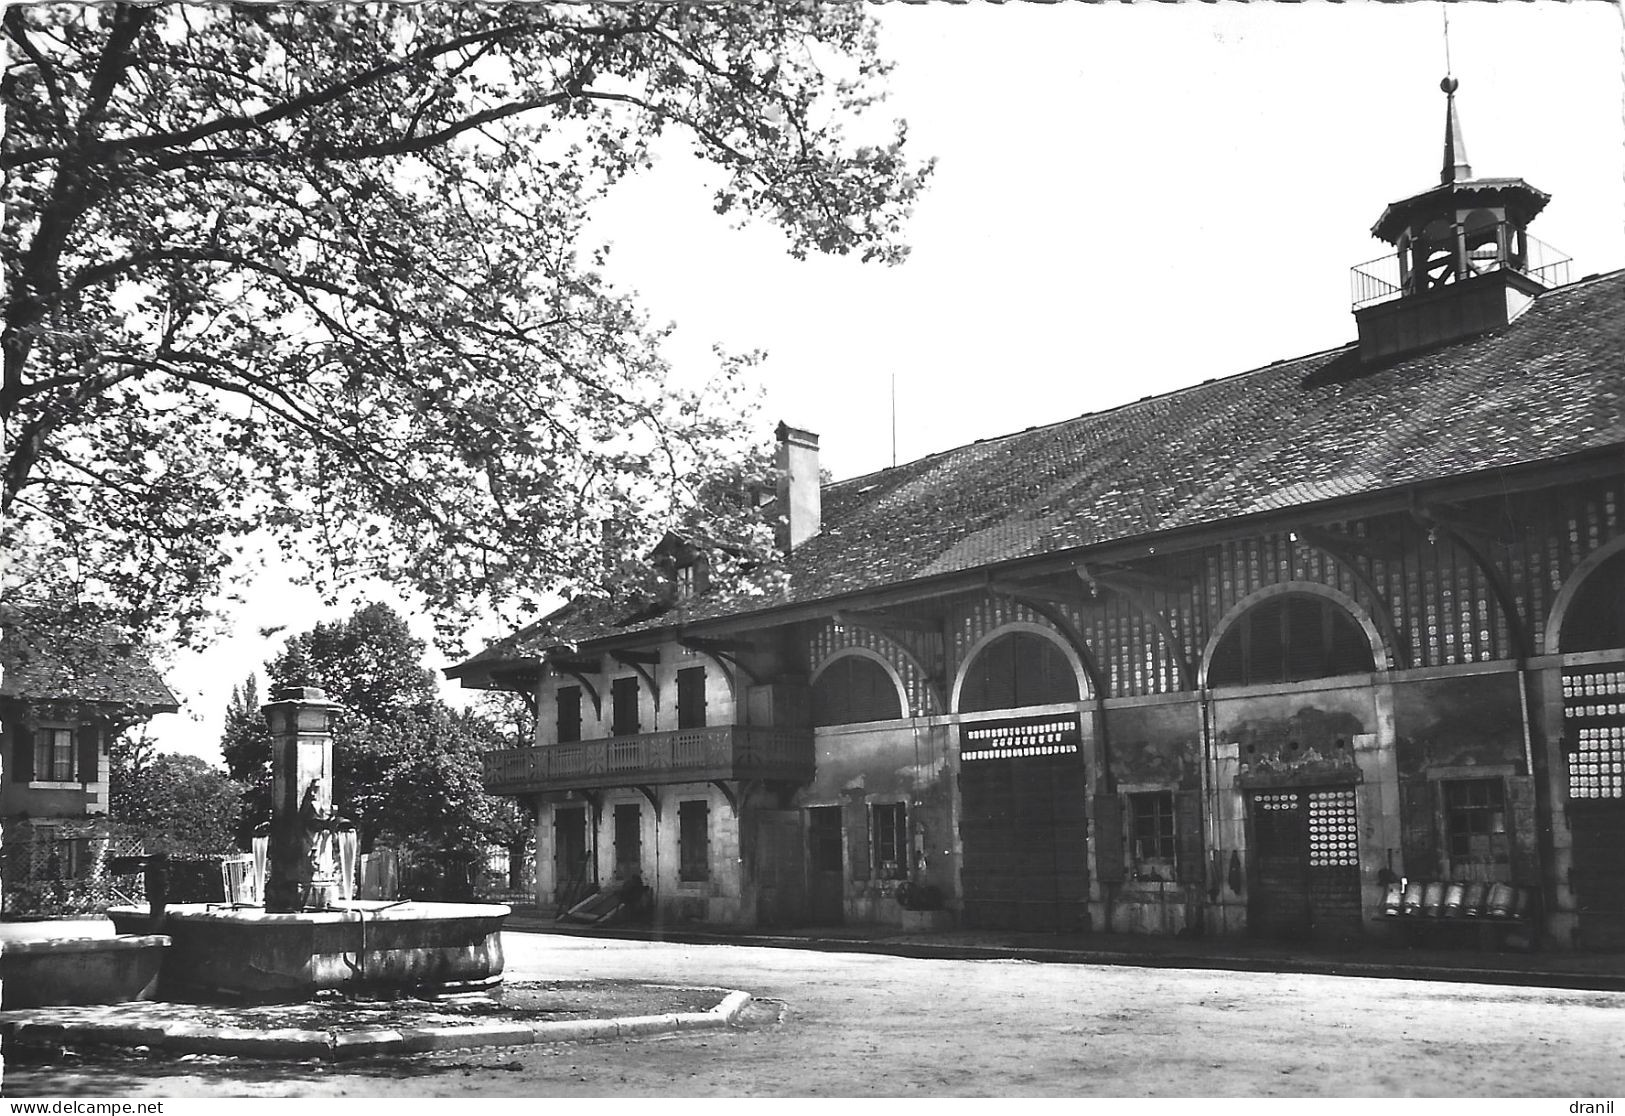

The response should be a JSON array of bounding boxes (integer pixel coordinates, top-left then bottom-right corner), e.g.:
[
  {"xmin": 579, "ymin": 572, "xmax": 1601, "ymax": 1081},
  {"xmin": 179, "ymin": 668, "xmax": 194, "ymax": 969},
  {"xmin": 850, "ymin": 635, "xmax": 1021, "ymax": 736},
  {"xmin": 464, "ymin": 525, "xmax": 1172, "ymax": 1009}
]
[{"xmin": 1439, "ymin": 76, "xmax": 1472, "ymax": 184}]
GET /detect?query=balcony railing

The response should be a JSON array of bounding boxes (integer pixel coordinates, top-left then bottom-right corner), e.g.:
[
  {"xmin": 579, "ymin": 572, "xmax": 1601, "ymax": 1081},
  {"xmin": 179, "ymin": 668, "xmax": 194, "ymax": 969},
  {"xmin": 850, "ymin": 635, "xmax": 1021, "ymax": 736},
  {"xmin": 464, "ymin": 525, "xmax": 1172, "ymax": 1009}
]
[
  {"xmin": 482, "ymin": 725, "xmax": 815, "ymax": 795},
  {"xmin": 1350, "ymin": 225, "xmax": 1572, "ymax": 310}
]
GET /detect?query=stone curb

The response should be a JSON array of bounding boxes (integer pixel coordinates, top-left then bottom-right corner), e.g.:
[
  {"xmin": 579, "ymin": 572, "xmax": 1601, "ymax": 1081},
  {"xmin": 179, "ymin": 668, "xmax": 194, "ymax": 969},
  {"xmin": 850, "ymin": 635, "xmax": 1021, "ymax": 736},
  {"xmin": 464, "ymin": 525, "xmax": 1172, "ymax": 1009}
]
[{"xmin": 0, "ymin": 989, "xmax": 753, "ymax": 1061}]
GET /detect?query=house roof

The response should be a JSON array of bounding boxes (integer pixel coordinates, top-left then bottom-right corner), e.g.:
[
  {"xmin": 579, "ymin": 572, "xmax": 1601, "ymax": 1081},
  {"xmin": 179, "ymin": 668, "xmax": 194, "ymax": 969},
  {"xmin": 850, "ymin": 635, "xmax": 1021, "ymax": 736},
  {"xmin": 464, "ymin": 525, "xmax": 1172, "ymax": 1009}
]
[
  {"xmin": 0, "ymin": 608, "xmax": 180, "ymax": 713},
  {"xmin": 455, "ymin": 268, "xmax": 1625, "ymax": 676}
]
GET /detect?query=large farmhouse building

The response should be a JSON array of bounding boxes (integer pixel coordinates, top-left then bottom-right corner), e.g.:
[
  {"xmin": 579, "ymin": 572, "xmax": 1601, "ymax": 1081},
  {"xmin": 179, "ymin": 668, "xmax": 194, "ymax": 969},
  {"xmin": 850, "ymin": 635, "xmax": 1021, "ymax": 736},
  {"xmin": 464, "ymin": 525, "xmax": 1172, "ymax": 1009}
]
[{"xmin": 454, "ymin": 80, "xmax": 1625, "ymax": 949}]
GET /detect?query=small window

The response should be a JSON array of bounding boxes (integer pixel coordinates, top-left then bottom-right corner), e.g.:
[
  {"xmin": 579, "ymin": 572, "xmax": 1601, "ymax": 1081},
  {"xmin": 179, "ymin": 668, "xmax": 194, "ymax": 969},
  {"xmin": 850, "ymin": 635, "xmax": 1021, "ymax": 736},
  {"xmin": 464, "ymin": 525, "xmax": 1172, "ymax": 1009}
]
[
  {"xmin": 1128, "ymin": 791, "xmax": 1177, "ymax": 882},
  {"xmin": 871, "ymin": 802, "xmax": 907, "ymax": 880},
  {"xmin": 676, "ymin": 667, "xmax": 707, "ymax": 730},
  {"xmin": 678, "ymin": 800, "xmax": 710, "ymax": 882},
  {"xmin": 34, "ymin": 727, "xmax": 75, "ymax": 782},
  {"xmin": 1443, "ymin": 779, "xmax": 1509, "ymax": 869},
  {"xmin": 610, "ymin": 677, "xmax": 641, "ymax": 736},
  {"xmin": 556, "ymin": 686, "xmax": 582, "ymax": 744}
]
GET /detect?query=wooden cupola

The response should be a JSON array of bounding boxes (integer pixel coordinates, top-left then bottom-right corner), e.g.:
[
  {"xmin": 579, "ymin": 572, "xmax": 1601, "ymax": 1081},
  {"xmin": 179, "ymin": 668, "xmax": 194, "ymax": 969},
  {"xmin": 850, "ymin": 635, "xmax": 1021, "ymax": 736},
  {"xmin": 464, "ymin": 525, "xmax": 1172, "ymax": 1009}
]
[{"xmin": 1350, "ymin": 76, "xmax": 1569, "ymax": 362}]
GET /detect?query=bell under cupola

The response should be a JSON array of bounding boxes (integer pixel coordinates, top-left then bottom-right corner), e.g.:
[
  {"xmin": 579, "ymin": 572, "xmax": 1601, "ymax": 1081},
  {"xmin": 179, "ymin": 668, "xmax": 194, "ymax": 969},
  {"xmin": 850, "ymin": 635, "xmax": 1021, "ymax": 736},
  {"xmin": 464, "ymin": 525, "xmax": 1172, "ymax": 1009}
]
[{"xmin": 1350, "ymin": 76, "xmax": 1571, "ymax": 362}]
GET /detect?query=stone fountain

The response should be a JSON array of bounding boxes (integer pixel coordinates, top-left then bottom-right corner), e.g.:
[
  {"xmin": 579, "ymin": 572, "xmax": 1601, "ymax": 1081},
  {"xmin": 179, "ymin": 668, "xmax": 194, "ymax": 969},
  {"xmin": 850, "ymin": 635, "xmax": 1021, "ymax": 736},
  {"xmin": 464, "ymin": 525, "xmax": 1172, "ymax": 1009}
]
[{"xmin": 109, "ymin": 686, "xmax": 508, "ymax": 1001}]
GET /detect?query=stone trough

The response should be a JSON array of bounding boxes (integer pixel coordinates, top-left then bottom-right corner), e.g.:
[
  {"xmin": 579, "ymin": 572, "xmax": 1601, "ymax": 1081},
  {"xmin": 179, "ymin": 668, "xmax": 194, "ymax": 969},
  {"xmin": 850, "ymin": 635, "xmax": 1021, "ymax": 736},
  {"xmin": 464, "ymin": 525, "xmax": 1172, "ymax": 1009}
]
[
  {"xmin": 107, "ymin": 901, "xmax": 508, "ymax": 1001},
  {"xmin": 0, "ymin": 933, "xmax": 170, "ymax": 1009}
]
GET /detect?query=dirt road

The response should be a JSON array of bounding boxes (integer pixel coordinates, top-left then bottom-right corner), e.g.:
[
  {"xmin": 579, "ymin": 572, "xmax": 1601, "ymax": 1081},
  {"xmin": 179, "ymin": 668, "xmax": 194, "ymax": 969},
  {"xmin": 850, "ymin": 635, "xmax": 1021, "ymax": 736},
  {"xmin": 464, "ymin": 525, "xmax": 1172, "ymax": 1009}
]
[{"xmin": 10, "ymin": 931, "xmax": 1624, "ymax": 1097}]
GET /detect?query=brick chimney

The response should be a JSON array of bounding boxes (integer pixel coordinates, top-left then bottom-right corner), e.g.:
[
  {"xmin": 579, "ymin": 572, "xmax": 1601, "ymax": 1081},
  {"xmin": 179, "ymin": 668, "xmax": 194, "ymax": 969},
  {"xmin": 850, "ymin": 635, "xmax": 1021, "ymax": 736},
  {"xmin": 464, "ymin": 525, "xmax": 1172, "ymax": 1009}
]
[{"xmin": 774, "ymin": 422, "xmax": 821, "ymax": 552}]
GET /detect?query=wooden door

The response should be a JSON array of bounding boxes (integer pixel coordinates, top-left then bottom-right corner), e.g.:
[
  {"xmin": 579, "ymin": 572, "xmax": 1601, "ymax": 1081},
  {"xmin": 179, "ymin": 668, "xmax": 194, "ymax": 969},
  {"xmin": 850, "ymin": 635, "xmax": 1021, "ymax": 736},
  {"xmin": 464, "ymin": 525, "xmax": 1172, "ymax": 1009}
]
[
  {"xmin": 1249, "ymin": 787, "xmax": 1362, "ymax": 941},
  {"xmin": 752, "ymin": 809, "xmax": 807, "ymax": 928},
  {"xmin": 553, "ymin": 806, "xmax": 589, "ymax": 907},
  {"xmin": 806, "ymin": 806, "xmax": 845, "ymax": 925},
  {"xmin": 1250, "ymin": 790, "xmax": 1312, "ymax": 940},
  {"xmin": 613, "ymin": 803, "xmax": 642, "ymax": 879}
]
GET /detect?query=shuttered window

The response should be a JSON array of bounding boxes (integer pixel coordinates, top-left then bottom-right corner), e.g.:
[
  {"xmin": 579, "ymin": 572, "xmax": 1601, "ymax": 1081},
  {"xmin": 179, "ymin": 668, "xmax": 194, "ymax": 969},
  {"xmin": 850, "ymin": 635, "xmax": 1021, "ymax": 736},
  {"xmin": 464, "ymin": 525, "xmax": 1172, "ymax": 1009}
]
[
  {"xmin": 959, "ymin": 632, "xmax": 1079, "ymax": 712},
  {"xmin": 556, "ymin": 686, "xmax": 582, "ymax": 744},
  {"xmin": 812, "ymin": 655, "xmax": 901, "ymax": 726},
  {"xmin": 610, "ymin": 677, "xmax": 641, "ymax": 736},
  {"xmin": 1209, "ymin": 594, "xmax": 1374, "ymax": 688},
  {"xmin": 676, "ymin": 667, "xmax": 707, "ymax": 730},
  {"xmin": 678, "ymin": 800, "xmax": 710, "ymax": 882}
]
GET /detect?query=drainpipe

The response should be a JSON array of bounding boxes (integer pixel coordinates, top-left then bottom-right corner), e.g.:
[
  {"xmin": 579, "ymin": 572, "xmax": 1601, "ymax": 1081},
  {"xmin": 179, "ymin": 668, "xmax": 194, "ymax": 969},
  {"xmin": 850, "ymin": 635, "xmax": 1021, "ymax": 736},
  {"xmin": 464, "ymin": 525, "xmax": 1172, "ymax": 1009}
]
[
  {"xmin": 1516, "ymin": 662, "xmax": 1536, "ymax": 776},
  {"xmin": 1199, "ymin": 684, "xmax": 1219, "ymax": 931},
  {"xmin": 1515, "ymin": 654, "xmax": 1552, "ymax": 941}
]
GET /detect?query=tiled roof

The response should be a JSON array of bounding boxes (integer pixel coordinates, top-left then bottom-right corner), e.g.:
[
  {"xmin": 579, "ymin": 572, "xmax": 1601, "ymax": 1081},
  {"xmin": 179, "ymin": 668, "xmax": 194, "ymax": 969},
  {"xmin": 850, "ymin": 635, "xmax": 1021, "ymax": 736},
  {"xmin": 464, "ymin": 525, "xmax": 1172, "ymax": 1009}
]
[
  {"xmin": 459, "ymin": 270, "xmax": 1625, "ymax": 668},
  {"xmin": 0, "ymin": 608, "xmax": 179, "ymax": 711}
]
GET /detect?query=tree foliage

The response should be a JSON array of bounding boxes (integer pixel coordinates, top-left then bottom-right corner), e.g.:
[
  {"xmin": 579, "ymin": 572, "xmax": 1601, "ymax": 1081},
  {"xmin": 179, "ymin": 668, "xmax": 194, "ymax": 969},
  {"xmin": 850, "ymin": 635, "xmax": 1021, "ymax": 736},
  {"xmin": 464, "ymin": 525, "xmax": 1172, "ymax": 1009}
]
[
  {"xmin": 221, "ymin": 602, "xmax": 523, "ymax": 887},
  {"xmin": 1, "ymin": 2, "xmax": 930, "ymax": 650},
  {"xmin": 217, "ymin": 671, "xmax": 270, "ymax": 843},
  {"xmin": 110, "ymin": 729, "xmax": 245, "ymax": 856}
]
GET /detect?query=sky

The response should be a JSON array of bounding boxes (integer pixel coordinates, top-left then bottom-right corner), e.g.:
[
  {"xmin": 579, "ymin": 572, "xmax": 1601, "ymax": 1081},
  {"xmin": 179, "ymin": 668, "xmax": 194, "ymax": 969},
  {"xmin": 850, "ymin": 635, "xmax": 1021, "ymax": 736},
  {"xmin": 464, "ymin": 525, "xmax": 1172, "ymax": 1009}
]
[{"xmin": 146, "ymin": 1, "xmax": 1625, "ymax": 765}]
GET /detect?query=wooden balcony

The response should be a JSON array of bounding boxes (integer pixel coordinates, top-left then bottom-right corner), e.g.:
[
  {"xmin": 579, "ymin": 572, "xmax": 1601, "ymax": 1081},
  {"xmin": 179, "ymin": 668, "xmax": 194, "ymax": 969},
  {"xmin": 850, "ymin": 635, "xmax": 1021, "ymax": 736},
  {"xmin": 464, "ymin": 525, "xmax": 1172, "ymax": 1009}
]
[{"xmin": 482, "ymin": 725, "xmax": 815, "ymax": 796}]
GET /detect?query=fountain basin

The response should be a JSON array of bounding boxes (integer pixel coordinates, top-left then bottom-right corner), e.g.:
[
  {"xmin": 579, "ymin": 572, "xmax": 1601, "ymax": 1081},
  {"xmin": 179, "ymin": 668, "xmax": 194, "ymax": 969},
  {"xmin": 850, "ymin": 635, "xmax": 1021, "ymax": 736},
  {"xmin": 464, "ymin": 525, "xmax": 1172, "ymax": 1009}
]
[
  {"xmin": 107, "ymin": 901, "xmax": 507, "ymax": 1001},
  {"xmin": 0, "ymin": 934, "xmax": 170, "ymax": 1008}
]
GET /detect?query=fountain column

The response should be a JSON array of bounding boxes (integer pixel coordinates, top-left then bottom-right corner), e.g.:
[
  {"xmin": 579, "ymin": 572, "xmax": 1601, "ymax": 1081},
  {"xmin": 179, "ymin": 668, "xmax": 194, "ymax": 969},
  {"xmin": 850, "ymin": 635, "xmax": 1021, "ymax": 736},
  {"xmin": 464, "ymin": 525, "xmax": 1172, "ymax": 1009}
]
[{"xmin": 261, "ymin": 685, "xmax": 344, "ymax": 913}]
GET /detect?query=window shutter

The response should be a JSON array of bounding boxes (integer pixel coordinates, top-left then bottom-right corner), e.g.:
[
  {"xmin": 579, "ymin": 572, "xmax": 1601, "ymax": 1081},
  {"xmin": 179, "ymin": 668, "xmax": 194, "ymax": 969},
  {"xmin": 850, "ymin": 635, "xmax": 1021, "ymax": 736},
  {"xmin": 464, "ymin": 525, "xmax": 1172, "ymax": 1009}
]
[
  {"xmin": 11, "ymin": 723, "xmax": 35, "ymax": 783},
  {"xmin": 1175, "ymin": 789, "xmax": 1206, "ymax": 885},
  {"xmin": 78, "ymin": 724, "xmax": 100, "ymax": 784},
  {"xmin": 1399, "ymin": 778, "xmax": 1440, "ymax": 879},
  {"xmin": 1504, "ymin": 775, "xmax": 1540, "ymax": 883},
  {"xmin": 1093, "ymin": 793, "xmax": 1126, "ymax": 883},
  {"xmin": 846, "ymin": 798, "xmax": 871, "ymax": 882}
]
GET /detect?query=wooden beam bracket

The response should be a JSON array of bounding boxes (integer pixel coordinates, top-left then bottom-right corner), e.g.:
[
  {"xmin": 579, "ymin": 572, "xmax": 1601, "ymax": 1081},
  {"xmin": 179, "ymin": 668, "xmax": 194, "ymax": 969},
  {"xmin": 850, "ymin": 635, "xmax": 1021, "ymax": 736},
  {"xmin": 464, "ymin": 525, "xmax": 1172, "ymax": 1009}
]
[
  {"xmin": 635, "ymin": 785, "xmax": 661, "ymax": 818},
  {"xmin": 1075, "ymin": 567, "xmax": 1194, "ymax": 691},
  {"xmin": 680, "ymin": 639, "xmax": 760, "ymax": 687},
  {"xmin": 711, "ymin": 780, "xmax": 741, "ymax": 816}
]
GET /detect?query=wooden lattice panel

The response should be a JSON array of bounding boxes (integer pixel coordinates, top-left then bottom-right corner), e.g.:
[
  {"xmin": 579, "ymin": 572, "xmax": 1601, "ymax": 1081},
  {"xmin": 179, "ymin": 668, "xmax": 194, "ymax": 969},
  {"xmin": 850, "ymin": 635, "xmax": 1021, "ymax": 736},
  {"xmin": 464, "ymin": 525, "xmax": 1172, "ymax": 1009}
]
[
  {"xmin": 1307, "ymin": 788, "xmax": 1360, "ymax": 867},
  {"xmin": 960, "ymin": 716, "xmax": 1081, "ymax": 763},
  {"xmin": 1565, "ymin": 666, "xmax": 1625, "ymax": 800}
]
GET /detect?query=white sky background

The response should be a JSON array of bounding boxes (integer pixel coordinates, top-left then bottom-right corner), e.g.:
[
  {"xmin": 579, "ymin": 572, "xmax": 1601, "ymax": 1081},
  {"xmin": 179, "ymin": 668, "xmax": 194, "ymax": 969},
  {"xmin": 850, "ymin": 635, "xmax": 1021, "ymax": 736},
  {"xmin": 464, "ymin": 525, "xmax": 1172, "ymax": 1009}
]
[{"xmin": 147, "ymin": 1, "xmax": 1625, "ymax": 765}]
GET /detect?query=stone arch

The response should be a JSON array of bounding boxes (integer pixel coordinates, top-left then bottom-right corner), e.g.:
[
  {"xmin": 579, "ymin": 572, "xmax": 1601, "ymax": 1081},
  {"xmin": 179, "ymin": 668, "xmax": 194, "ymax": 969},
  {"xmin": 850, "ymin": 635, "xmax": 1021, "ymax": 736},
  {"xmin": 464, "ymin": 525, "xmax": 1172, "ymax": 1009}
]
[
  {"xmin": 1199, "ymin": 580, "xmax": 1391, "ymax": 691},
  {"xmin": 810, "ymin": 647, "xmax": 909, "ymax": 724},
  {"xmin": 1546, "ymin": 535, "xmax": 1625, "ymax": 656},
  {"xmin": 951, "ymin": 621, "xmax": 1091, "ymax": 714}
]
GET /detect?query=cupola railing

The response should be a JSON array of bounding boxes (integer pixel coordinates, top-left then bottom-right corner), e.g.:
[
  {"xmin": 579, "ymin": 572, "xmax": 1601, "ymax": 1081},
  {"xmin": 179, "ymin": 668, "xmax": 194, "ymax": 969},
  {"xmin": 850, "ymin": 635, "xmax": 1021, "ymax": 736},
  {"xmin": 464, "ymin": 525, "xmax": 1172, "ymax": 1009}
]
[{"xmin": 1351, "ymin": 223, "xmax": 1572, "ymax": 311}]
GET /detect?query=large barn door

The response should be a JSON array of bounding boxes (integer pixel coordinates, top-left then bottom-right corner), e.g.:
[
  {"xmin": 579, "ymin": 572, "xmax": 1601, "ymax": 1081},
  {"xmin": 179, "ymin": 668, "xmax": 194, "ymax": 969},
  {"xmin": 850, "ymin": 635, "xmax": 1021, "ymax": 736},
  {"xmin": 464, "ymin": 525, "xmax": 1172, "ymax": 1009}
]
[
  {"xmin": 1569, "ymin": 801, "xmax": 1625, "ymax": 948},
  {"xmin": 958, "ymin": 715, "xmax": 1088, "ymax": 931},
  {"xmin": 1563, "ymin": 665, "xmax": 1625, "ymax": 948}
]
